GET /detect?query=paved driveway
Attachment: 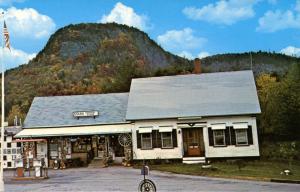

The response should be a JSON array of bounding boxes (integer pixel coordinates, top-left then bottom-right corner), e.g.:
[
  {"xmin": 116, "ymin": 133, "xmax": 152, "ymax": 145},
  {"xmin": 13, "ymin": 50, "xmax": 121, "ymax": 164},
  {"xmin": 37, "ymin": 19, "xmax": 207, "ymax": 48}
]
[{"xmin": 4, "ymin": 166, "xmax": 300, "ymax": 192}]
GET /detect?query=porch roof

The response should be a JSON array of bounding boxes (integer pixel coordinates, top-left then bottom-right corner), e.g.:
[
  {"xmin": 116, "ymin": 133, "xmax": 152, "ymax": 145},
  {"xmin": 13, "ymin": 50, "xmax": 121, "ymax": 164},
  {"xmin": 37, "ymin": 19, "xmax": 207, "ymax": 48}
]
[
  {"xmin": 15, "ymin": 123, "xmax": 132, "ymax": 138},
  {"xmin": 23, "ymin": 93, "xmax": 129, "ymax": 128}
]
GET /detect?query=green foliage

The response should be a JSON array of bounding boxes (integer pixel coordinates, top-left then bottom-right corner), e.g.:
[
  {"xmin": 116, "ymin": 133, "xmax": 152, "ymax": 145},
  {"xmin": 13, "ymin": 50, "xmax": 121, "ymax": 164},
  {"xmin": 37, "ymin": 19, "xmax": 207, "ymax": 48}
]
[{"xmin": 257, "ymin": 63, "xmax": 300, "ymax": 140}]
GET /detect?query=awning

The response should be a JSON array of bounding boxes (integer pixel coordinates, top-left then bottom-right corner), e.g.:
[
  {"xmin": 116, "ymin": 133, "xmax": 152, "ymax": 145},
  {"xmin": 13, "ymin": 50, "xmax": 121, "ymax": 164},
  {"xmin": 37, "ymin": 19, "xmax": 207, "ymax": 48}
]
[
  {"xmin": 211, "ymin": 123, "xmax": 226, "ymax": 130},
  {"xmin": 233, "ymin": 123, "xmax": 248, "ymax": 129},
  {"xmin": 159, "ymin": 126, "xmax": 173, "ymax": 132},
  {"xmin": 15, "ymin": 123, "xmax": 132, "ymax": 138},
  {"xmin": 138, "ymin": 126, "xmax": 153, "ymax": 133},
  {"xmin": 13, "ymin": 139, "xmax": 47, "ymax": 142}
]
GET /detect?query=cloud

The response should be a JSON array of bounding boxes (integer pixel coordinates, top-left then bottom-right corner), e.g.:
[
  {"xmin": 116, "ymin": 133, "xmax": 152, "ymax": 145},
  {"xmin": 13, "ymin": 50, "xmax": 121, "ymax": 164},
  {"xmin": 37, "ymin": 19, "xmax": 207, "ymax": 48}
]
[
  {"xmin": 280, "ymin": 46, "xmax": 300, "ymax": 57},
  {"xmin": 0, "ymin": 7, "xmax": 56, "ymax": 39},
  {"xmin": 178, "ymin": 51, "xmax": 210, "ymax": 60},
  {"xmin": 178, "ymin": 51, "xmax": 194, "ymax": 60},
  {"xmin": 157, "ymin": 28, "xmax": 206, "ymax": 52},
  {"xmin": 183, "ymin": 0, "xmax": 258, "ymax": 25},
  {"xmin": 1, "ymin": 47, "xmax": 36, "ymax": 69},
  {"xmin": 100, "ymin": 2, "xmax": 149, "ymax": 30},
  {"xmin": 197, "ymin": 51, "xmax": 210, "ymax": 59},
  {"xmin": 257, "ymin": 1, "xmax": 300, "ymax": 32}
]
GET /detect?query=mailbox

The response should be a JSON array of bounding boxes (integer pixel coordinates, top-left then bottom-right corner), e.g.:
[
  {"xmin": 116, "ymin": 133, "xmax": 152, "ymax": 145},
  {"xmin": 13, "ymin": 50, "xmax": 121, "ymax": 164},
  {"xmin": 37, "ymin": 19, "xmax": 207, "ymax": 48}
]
[{"xmin": 141, "ymin": 165, "xmax": 149, "ymax": 176}]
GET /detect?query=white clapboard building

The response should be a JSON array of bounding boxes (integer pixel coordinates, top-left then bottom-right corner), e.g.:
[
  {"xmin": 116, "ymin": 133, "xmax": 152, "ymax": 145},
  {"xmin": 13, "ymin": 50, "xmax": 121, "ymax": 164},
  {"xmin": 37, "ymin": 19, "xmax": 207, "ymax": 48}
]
[
  {"xmin": 1, "ymin": 126, "xmax": 22, "ymax": 169},
  {"xmin": 16, "ymin": 68, "xmax": 261, "ymax": 165}
]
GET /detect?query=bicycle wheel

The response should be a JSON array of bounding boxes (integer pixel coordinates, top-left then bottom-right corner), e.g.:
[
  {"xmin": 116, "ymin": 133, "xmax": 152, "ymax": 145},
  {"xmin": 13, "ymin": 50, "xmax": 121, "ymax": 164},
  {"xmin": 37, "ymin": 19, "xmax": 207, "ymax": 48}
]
[{"xmin": 138, "ymin": 179, "xmax": 156, "ymax": 192}]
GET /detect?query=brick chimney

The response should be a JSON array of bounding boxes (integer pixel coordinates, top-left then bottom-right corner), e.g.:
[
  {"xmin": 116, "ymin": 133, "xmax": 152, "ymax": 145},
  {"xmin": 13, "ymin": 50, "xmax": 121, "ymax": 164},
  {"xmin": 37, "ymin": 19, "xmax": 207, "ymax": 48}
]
[{"xmin": 193, "ymin": 58, "xmax": 201, "ymax": 74}]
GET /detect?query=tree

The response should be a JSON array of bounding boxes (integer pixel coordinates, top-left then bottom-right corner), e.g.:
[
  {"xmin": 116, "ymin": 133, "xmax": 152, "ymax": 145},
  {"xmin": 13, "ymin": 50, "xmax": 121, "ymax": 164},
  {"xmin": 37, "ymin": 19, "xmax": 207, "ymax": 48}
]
[
  {"xmin": 256, "ymin": 73, "xmax": 278, "ymax": 136},
  {"xmin": 7, "ymin": 105, "xmax": 25, "ymax": 126}
]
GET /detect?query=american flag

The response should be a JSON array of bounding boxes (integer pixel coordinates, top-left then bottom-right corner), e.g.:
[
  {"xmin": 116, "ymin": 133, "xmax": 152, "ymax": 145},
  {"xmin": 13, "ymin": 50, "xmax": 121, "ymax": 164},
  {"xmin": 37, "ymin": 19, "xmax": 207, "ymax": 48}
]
[{"xmin": 3, "ymin": 21, "xmax": 10, "ymax": 50}]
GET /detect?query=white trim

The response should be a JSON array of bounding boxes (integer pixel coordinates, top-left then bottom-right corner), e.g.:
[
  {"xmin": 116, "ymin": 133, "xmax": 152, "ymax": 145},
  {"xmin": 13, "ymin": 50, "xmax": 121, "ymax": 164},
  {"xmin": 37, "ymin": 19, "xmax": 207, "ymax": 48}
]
[
  {"xmin": 233, "ymin": 123, "xmax": 248, "ymax": 129},
  {"xmin": 211, "ymin": 123, "xmax": 226, "ymax": 130},
  {"xmin": 15, "ymin": 124, "xmax": 132, "ymax": 138},
  {"xmin": 138, "ymin": 126, "xmax": 153, "ymax": 133},
  {"xmin": 159, "ymin": 126, "xmax": 173, "ymax": 132}
]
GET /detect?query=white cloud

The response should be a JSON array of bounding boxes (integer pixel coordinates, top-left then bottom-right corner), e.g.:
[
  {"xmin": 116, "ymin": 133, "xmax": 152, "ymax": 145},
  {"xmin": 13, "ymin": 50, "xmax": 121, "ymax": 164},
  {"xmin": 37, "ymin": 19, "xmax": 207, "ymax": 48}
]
[
  {"xmin": 178, "ymin": 51, "xmax": 194, "ymax": 60},
  {"xmin": 100, "ymin": 2, "xmax": 149, "ymax": 30},
  {"xmin": 257, "ymin": 1, "xmax": 300, "ymax": 32},
  {"xmin": 157, "ymin": 28, "xmax": 206, "ymax": 52},
  {"xmin": 280, "ymin": 46, "xmax": 300, "ymax": 57},
  {"xmin": 0, "ymin": 7, "xmax": 56, "ymax": 39},
  {"xmin": 183, "ymin": 0, "xmax": 258, "ymax": 25},
  {"xmin": 1, "ymin": 47, "xmax": 36, "ymax": 69},
  {"xmin": 177, "ymin": 51, "xmax": 210, "ymax": 60},
  {"xmin": 197, "ymin": 51, "xmax": 210, "ymax": 59}
]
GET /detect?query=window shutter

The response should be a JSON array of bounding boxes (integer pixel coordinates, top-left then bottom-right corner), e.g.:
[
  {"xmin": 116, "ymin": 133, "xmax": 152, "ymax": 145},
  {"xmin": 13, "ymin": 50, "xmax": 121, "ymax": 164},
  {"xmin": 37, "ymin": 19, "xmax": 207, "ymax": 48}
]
[
  {"xmin": 137, "ymin": 130, "xmax": 141, "ymax": 148},
  {"xmin": 230, "ymin": 126, "xmax": 236, "ymax": 145},
  {"xmin": 208, "ymin": 127, "xmax": 214, "ymax": 146},
  {"xmin": 172, "ymin": 129, "xmax": 177, "ymax": 147},
  {"xmin": 225, "ymin": 127, "xmax": 230, "ymax": 145},
  {"xmin": 247, "ymin": 126, "xmax": 253, "ymax": 145},
  {"xmin": 152, "ymin": 130, "xmax": 158, "ymax": 148},
  {"xmin": 157, "ymin": 131, "xmax": 162, "ymax": 148}
]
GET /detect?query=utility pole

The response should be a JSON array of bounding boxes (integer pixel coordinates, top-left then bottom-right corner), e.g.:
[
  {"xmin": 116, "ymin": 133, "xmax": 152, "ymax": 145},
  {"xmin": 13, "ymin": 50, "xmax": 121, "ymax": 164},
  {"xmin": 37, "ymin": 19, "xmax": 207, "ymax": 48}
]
[{"xmin": 250, "ymin": 52, "xmax": 253, "ymax": 70}]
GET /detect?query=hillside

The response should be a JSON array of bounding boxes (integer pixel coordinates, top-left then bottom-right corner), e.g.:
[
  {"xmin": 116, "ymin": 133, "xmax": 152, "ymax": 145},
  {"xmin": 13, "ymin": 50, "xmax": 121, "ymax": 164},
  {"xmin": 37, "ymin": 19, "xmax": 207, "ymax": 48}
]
[
  {"xmin": 2, "ymin": 23, "xmax": 300, "ymax": 124},
  {"xmin": 202, "ymin": 52, "xmax": 300, "ymax": 75}
]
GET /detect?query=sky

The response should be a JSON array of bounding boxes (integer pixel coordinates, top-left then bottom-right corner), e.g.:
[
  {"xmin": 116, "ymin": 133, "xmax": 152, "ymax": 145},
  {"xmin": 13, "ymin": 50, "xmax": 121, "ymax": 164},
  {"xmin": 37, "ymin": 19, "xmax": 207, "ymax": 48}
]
[{"xmin": 0, "ymin": 0, "xmax": 299, "ymax": 69}]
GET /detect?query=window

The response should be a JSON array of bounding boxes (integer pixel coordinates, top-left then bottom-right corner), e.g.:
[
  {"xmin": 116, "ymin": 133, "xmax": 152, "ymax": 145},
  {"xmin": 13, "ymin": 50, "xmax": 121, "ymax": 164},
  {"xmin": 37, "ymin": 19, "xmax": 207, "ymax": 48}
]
[
  {"xmin": 3, "ymin": 149, "xmax": 6, "ymax": 154},
  {"xmin": 141, "ymin": 133, "xmax": 152, "ymax": 149},
  {"xmin": 7, "ymin": 162, "xmax": 11, "ymax": 167},
  {"xmin": 235, "ymin": 129, "xmax": 248, "ymax": 145},
  {"xmin": 12, "ymin": 149, "xmax": 16, "ymax": 154},
  {"xmin": 17, "ymin": 148, "xmax": 21, "ymax": 154},
  {"xmin": 213, "ymin": 130, "xmax": 225, "ymax": 146},
  {"xmin": 161, "ymin": 132, "xmax": 173, "ymax": 148},
  {"xmin": 7, "ymin": 149, "xmax": 11, "ymax": 154},
  {"xmin": 7, "ymin": 143, "xmax": 11, "ymax": 148},
  {"xmin": 3, "ymin": 156, "xmax": 6, "ymax": 161},
  {"xmin": 4, "ymin": 136, "xmax": 6, "ymax": 142},
  {"xmin": 17, "ymin": 142, "xmax": 21, "ymax": 147}
]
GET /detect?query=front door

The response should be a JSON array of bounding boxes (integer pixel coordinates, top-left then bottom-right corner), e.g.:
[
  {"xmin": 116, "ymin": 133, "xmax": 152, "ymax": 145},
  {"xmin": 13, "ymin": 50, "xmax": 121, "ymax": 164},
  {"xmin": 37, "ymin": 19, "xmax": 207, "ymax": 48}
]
[{"xmin": 182, "ymin": 128, "xmax": 204, "ymax": 157}]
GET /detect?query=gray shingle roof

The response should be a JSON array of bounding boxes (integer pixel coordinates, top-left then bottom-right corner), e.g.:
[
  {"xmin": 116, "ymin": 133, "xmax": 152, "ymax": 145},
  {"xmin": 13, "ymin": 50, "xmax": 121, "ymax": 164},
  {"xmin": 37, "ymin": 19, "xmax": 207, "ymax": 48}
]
[
  {"xmin": 24, "ymin": 93, "xmax": 129, "ymax": 128},
  {"xmin": 126, "ymin": 70, "xmax": 261, "ymax": 120}
]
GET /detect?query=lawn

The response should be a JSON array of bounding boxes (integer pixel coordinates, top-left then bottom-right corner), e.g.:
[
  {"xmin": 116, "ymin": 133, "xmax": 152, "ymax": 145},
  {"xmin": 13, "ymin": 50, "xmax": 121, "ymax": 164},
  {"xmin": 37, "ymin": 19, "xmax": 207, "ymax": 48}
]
[{"xmin": 147, "ymin": 161, "xmax": 300, "ymax": 181}]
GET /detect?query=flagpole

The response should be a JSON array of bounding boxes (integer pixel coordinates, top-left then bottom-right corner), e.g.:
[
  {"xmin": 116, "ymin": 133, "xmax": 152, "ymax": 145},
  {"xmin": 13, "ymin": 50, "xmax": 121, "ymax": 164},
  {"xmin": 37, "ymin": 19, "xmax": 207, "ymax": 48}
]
[{"xmin": 0, "ymin": 12, "xmax": 5, "ymax": 192}]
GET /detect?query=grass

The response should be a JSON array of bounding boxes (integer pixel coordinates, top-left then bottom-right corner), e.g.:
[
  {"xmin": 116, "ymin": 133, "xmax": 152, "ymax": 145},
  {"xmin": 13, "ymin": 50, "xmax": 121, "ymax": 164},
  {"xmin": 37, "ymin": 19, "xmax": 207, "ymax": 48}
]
[{"xmin": 146, "ymin": 161, "xmax": 300, "ymax": 181}]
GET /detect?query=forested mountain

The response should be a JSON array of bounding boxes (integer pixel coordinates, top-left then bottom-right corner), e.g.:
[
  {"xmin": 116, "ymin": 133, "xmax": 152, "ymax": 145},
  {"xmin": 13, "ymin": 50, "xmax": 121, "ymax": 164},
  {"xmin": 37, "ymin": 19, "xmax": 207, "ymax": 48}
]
[{"xmin": 2, "ymin": 23, "xmax": 300, "ymax": 128}]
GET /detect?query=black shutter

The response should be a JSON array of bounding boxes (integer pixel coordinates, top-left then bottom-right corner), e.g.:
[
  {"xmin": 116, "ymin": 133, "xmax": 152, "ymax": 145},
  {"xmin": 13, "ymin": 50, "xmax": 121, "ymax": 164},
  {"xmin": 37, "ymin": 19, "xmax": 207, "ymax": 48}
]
[
  {"xmin": 247, "ymin": 126, "xmax": 253, "ymax": 145},
  {"xmin": 152, "ymin": 130, "xmax": 158, "ymax": 148},
  {"xmin": 157, "ymin": 131, "xmax": 162, "ymax": 148},
  {"xmin": 172, "ymin": 129, "xmax": 177, "ymax": 147},
  {"xmin": 230, "ymin": 126, "xmax": 236, "ymax": 145},
  {"xmin": 225, "ymin": 127, "xmax": 230, "ymax": 146},
  {"xmin": 208, "ymin": 127, "xmax": 214, "ymax": 146},
  {"xmin": 137, "ymin": 130, "xmax": 141, "ymax": 148}
]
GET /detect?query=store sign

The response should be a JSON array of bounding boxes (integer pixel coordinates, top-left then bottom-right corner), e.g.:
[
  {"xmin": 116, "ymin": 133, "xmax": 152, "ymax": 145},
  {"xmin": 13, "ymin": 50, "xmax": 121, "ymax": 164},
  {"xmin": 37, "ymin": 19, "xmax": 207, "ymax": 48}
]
[{"xmin": 73, "ymin": 111, "xmax": 99, "ymax": 118}]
